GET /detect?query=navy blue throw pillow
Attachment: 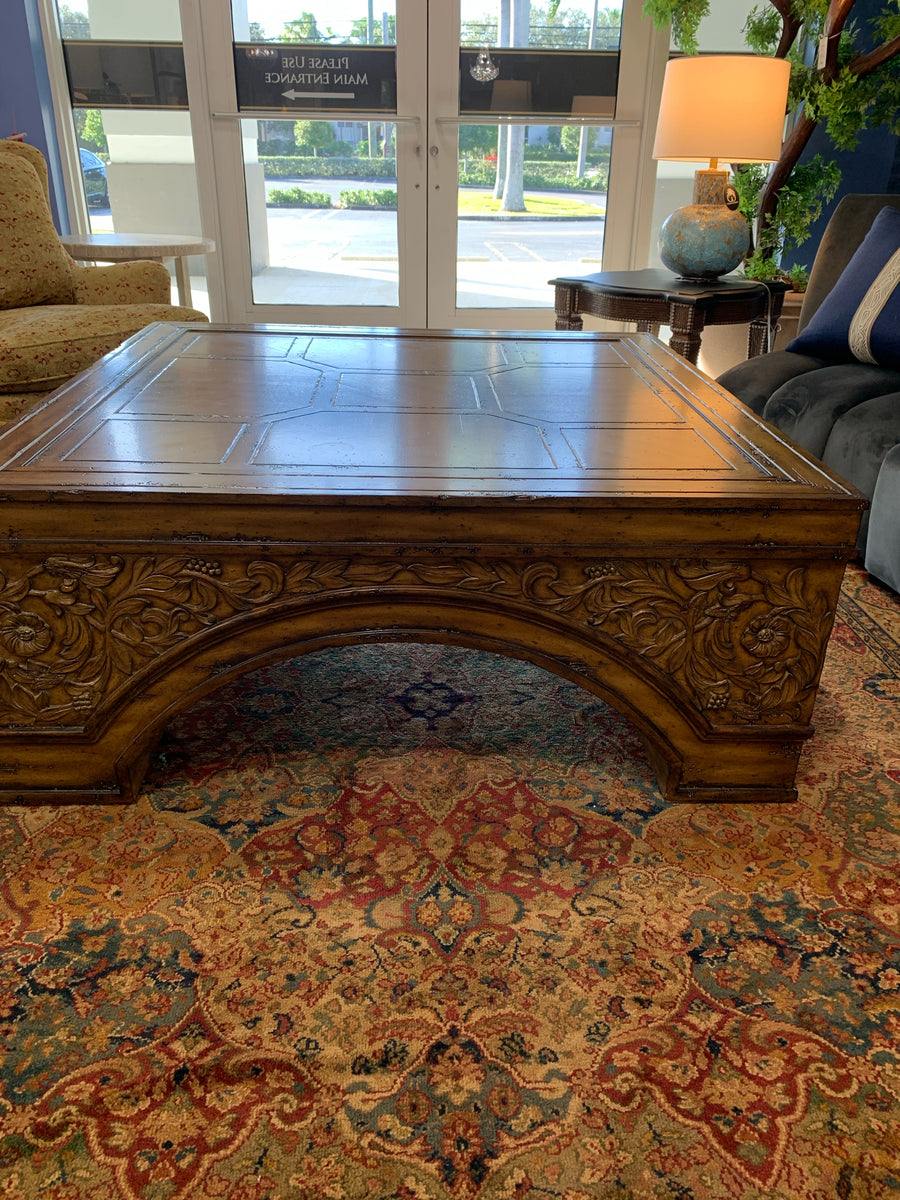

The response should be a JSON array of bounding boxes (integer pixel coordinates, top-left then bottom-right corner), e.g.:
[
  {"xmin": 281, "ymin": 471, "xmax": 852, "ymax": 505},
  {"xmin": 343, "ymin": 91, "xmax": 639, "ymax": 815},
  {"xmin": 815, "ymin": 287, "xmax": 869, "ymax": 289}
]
[{"xmin": 787, "ymin": 205, "xmax": 900, "ymax": 370}]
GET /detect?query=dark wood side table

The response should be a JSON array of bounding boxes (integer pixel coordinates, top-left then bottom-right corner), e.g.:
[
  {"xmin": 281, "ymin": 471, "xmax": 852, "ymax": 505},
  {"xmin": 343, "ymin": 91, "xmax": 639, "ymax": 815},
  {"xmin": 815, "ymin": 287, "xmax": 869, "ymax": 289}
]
[{"xmin": 550, "ymin": 268, "xmax": 790, "ymax": 365}]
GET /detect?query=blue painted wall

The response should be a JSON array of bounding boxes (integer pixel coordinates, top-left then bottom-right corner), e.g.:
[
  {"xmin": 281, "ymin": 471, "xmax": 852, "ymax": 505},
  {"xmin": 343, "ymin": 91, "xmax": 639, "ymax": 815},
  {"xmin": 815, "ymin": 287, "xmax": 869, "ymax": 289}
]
[
  {"xmin": 0, "ymin": 0, "xmax": 67, "ymax": 228},
  {"xmin": 781, "ymin": 0, "xmax": 899, "ymax": 273}
]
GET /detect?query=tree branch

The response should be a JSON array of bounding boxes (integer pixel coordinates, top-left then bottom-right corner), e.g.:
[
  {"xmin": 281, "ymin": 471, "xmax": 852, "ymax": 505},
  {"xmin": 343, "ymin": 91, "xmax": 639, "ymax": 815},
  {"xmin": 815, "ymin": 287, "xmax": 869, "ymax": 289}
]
[
  {"xmin": 757, "ymin": 110, "xmax": 818, "ymax": 233},
  {"xmin": 823, "ymin": 0, "xmax": 856, "ymax": 40},
  {"xmin": 850, "ymin": 33, "xmax": 900, "ymax": 79},
  {"xmin": 820, "ymin": 0, "xmax": 857, "ymax": 78},
  {"xmin": 769, "ymin": 0, "xmax": 802, "ymax": 59}
]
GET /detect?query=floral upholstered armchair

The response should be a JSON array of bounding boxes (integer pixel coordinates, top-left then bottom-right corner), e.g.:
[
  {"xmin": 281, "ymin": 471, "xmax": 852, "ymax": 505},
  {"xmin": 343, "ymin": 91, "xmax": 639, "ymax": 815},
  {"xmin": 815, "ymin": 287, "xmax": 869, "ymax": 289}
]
[{"xmin": 0, "ymin": 138, "xmax": 208, "ymax": 424}]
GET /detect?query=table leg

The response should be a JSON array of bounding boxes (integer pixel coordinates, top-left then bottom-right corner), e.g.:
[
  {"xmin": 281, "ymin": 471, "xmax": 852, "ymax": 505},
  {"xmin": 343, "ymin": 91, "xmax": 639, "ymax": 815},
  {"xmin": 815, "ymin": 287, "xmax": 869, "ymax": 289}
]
[
  {"xmin": 554, "ymin": 284, "xmax": 583, "ymax": 331},
  {"xmin": 747, "ymin": 318, "xmax": 771, "ymax": 358},
  {"xmin": 747, "ymin": 289, "xmax": 788, "ymax": 358},
  {"xmin": 636, "ymin": 321, "xmax": 661, "ymax": 339},
  {"xmin": 667, "ymin": 301, "xmax": 702, "ymax": 364},
  {"xmin": 172, "ymin": 255, "xmax": 192, "ymax": 308}
]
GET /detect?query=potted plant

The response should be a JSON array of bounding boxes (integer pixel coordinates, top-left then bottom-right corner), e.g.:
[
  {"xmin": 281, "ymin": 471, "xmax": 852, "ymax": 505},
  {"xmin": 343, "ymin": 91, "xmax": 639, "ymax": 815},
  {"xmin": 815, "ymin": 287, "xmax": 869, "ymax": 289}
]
[
  {"xmin": 643, "ymin": 0, "xmax": 900, "ymax": 284},
  {"xmin": 729, "ymin": 157, "xmax": 835, "ymax": 287}
]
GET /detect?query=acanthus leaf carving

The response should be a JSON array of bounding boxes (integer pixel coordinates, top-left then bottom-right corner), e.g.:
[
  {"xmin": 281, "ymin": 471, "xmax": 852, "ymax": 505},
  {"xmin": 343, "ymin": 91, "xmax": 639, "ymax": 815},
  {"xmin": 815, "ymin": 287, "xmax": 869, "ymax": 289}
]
[{"xmin": 0, "ymin": 553, "xmax": 832, "ymax": 730}]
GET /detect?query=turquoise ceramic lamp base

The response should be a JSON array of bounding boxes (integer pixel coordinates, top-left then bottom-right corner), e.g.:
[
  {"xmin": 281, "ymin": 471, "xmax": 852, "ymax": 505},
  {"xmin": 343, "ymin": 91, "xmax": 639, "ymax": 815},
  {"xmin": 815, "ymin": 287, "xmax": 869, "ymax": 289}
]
[{"xmin": 658, "ymin": 168, "xmax": 750, "ymax": 282}]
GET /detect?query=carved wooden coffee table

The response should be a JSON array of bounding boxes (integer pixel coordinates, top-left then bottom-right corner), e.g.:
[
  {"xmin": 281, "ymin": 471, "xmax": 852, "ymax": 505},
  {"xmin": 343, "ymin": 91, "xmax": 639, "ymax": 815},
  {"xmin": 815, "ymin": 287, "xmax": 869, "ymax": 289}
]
[{"xmin": 0, "ymin": 323, "xmax": 864, "ymax": 805}]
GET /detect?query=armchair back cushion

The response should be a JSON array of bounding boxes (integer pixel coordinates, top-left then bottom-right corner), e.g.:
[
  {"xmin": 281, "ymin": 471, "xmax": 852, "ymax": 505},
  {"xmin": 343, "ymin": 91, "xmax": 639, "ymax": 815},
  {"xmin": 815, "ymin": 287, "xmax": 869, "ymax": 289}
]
[{"xmin": 0, "ymin": 152, "xmax": 75, "ymax": 310}]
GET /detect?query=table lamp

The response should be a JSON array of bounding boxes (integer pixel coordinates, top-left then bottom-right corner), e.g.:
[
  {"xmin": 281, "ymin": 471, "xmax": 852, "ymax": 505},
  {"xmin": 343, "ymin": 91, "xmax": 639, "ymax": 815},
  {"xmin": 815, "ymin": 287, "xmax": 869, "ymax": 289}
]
[{"xmin": 653, "ymin": 55, "xmax": 791, "ymax": 281}]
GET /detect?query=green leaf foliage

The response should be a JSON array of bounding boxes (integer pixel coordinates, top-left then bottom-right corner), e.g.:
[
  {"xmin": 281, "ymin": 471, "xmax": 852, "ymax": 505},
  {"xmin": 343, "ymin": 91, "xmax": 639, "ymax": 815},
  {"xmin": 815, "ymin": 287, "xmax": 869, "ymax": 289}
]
[
  {"xmin": 743, "ymin": 250, "xmax": 782, "ymax": 281},
  {"xmin": 642, "ymin": 0, "xmax": 709, "ymax": 54},
  {"xmin": 744, "ymin": 5, "xmax": 781, "ymax": 55},
  {"xmin": 786, "ymin": 263, "xmax": 810, "ymax": 291},
  {"xmin": 731, "ymin": 164, "xmax": 768, "ymax": 229},
  {"xmin": 764, "ymin": 155, "xmax": 841, "ymax": 253}
]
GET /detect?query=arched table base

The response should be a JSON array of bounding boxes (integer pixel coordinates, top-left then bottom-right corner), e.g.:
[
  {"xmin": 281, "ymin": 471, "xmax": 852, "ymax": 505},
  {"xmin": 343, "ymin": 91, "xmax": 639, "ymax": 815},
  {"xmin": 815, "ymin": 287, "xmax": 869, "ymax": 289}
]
[{"xmin": 0, "ymin": 566, "xmax": 843, "ymax": 806}]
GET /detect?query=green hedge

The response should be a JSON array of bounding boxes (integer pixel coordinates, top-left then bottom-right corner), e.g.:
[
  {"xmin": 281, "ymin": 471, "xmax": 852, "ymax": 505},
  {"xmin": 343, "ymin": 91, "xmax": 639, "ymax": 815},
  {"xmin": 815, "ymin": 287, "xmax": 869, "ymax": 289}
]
[
  {"xmin": 260, "ymin": 155, "xmax": 608, "ymax": 192},
  {"xmin": 264, "ymin": 185, "xmax": 399, "ymax": 209},
  {"xmin": 261, "ymin": 156, "xmax": 397, "ymax": 180},
  {"xmin": 458, "ymin": 162, "xmax": 609, "ymax": 191},
  {"xmin": 339, "ymin": 188, "xmax": 398, "ymax": 209},
  {"xmin": 267, "ymin": 187, "xmax": 332, "ymax": 207}
]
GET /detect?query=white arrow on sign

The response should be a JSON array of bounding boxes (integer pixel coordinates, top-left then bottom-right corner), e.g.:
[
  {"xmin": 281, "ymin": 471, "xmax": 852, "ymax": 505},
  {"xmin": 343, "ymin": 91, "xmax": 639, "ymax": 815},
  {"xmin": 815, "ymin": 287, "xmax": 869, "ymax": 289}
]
[{"xmin": 281, "ymin": 90, "xmax": 356, "ymax": 101}]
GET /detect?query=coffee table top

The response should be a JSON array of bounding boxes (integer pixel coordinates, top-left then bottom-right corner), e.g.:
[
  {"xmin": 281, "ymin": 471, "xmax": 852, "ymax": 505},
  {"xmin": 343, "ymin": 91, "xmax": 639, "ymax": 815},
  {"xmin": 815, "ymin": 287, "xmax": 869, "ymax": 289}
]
[{"xmin": 0, "ymin": 323, "xmax": 861, "ymax": 511}]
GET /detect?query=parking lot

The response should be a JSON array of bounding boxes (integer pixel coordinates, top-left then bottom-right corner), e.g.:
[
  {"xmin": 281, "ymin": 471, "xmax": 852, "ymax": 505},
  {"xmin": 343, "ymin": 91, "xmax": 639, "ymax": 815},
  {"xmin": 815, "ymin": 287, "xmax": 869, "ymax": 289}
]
[
  {"xmin": 88, "ymin": 181, "xmax": 607, "ymax": 310},
  {"xmin": 257, "ymin": 181, "xmax": 605, "ymax": 306}
]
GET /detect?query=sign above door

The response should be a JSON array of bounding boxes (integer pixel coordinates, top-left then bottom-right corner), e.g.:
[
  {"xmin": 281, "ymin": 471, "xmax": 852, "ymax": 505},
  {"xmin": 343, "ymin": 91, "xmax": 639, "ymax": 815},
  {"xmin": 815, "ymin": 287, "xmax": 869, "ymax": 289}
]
[{"xmin": 233, "ymin": 43, "xmax": 397, "ymax": 113}]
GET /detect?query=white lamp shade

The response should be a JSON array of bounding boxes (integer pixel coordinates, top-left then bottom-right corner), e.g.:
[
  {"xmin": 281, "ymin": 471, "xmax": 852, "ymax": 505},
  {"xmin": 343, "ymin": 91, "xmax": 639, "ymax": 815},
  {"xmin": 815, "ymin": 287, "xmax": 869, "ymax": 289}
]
[{"xmin": 653, "ymin": 55, "xmax": 791, "ymax": 163}]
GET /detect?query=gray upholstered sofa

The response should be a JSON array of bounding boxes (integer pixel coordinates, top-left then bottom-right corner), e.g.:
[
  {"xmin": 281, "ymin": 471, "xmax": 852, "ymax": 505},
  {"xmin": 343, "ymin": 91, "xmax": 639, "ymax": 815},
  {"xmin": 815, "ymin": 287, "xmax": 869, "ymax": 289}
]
[{"xmin": 718, "ymin": 194, "xmax": 900, "ymax": 592}]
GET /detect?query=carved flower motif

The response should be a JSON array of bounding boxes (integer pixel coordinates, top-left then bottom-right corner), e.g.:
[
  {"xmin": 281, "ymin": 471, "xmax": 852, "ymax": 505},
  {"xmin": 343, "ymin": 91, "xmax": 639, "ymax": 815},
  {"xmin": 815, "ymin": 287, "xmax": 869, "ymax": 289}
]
[
  {"xmin": 0, "ymin": 611, "xmax": 52, "ymax": 658},
  {"xmin": 740, "ymin": 615, "xmax": 791, "ymax": 659}
]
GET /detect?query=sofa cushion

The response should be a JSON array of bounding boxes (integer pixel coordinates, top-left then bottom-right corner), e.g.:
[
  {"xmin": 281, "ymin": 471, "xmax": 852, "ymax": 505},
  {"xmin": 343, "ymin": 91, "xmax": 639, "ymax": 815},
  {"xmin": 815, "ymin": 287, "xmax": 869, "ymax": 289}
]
[
  {"xmin": 0, "ymin": 154, "xmax": 75, "ymax": 311},
  {"xmin": 787, "ymin": 205, "xmax": 900, "ymax": 369},
  {"xmin": 821, "ymin": 392, "xmax": 900, "ymax": 549},
  {"xmin": 717, "ymin": 349, "xmax": 828, "ymax": 415},
  {"xmin": 0, "ymin": 306, "xmax": 203, "ymax": 393},
  {"xmin": 761, "ymin": 362, "xmax": 900, "ymax": 458}
]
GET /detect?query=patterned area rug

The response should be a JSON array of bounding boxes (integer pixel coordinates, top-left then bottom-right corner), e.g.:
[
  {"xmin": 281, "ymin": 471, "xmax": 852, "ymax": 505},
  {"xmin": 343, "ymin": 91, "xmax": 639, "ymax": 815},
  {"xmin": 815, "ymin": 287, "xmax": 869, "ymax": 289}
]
[{"xmin": 1, "ymin": 565, "xmax": 898, "ymax": 1200}]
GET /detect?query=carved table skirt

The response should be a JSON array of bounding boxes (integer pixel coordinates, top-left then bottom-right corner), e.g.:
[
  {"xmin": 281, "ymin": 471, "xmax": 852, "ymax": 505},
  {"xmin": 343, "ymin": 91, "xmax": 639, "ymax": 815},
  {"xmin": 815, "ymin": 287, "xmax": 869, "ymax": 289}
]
[{"xmin": 0, "ymin": 323, "xmax": 864, "ymax": 804}]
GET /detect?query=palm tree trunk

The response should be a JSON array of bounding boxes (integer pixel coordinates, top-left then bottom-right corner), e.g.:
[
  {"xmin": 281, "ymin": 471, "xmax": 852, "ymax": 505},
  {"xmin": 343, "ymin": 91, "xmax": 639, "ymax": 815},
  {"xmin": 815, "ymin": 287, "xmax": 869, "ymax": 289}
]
[
  {"xmin": 493, "ymin": 0, "xmax": 511, "ymax": 199},
  {"xmin": 500, "ymin": 0, "xmax": 530, "ymax": 212}
]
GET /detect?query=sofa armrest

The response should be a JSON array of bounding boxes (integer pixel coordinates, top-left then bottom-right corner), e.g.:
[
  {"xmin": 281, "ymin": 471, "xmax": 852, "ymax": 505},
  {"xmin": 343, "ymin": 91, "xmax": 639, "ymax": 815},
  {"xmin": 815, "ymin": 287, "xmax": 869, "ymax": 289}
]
[{"xmin": 71, "ymin": 260, "xmax": 173, "ymax": 305}]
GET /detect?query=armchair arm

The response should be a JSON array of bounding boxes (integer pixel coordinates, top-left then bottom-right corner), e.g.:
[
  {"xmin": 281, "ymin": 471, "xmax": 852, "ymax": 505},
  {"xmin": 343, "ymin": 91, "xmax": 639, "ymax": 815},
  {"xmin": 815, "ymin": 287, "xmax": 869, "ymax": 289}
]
[{"xmin": 71, "ymin": 260, "xmax": 173, "ymax": 306}]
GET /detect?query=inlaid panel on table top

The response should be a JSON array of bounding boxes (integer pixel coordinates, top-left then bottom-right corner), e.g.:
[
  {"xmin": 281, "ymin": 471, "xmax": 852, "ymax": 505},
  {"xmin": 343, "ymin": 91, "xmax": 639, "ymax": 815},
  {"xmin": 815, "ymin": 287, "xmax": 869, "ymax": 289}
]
[{"xmin": 0, "ymin": 323, "xmax": 858, "ymax": 503}]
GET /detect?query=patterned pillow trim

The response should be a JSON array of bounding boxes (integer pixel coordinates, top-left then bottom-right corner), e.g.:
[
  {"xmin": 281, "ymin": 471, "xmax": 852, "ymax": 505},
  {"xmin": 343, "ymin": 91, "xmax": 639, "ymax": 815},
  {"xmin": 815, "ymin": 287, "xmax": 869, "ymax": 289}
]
[{"xmin": 848, "ymin": 246, "xmax": 900, "ymax": 364}]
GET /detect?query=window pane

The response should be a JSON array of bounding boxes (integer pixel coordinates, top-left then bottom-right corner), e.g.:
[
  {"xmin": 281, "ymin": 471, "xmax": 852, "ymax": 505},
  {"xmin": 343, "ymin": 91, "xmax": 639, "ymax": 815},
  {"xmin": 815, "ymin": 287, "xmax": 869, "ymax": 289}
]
[
  {"xmin": 458, "ymin": 5, "xmax": 619, "ymax": 308},
  {"xmin": 54, "ymin": 1, "xmax": 209, "ymax": 313},
  {"xmin": 55, "ymin": 0, "xmax": 176, "ymax": 41},
  {"xmin": 460, "ymin": 1, "xmax": 621, "ymax": 50},
  {"xmin": 456, "ymin": 124, "xmax": 609, "ymax": 309},
  {"xmin": 247, "ymin": 119, "xmax": 399, "ymax": 307},
  {"xmin": 459, "ymin": 50, "xmax": 618, "ymax": 117},
  {"xmin": 64, "ymin": 43, "xmax": 188, "ymax": 109},
  {"xmin": 238, "ymin": 3, "xmax": 396, "ymax": 46}
]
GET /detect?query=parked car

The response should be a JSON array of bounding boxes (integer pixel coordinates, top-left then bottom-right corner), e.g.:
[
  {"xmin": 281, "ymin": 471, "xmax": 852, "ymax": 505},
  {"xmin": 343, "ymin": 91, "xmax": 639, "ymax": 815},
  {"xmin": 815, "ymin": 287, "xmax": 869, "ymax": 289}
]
[{"xmin": 79, "ymin": 147, "xmax": 108, "ymax": 207}]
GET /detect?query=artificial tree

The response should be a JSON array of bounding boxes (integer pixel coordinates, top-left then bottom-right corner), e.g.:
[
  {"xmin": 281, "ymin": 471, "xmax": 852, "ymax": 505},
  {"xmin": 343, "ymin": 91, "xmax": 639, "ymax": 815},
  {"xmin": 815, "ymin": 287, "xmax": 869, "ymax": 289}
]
[{"xmin": 643, "ymin": 0, "xmax": 900, "ymax": 279}]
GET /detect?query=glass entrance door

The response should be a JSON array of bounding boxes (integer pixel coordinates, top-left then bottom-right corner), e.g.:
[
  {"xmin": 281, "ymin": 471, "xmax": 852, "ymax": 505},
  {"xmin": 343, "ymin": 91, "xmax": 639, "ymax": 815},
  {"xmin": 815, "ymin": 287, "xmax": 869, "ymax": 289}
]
[
  {"xmin": 183, "ymin": 0, "xmax": 424, "ymax": 327},
  {"xmin": 181, "ymin": 0, "xmax": 663, "ymax": 329}
]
